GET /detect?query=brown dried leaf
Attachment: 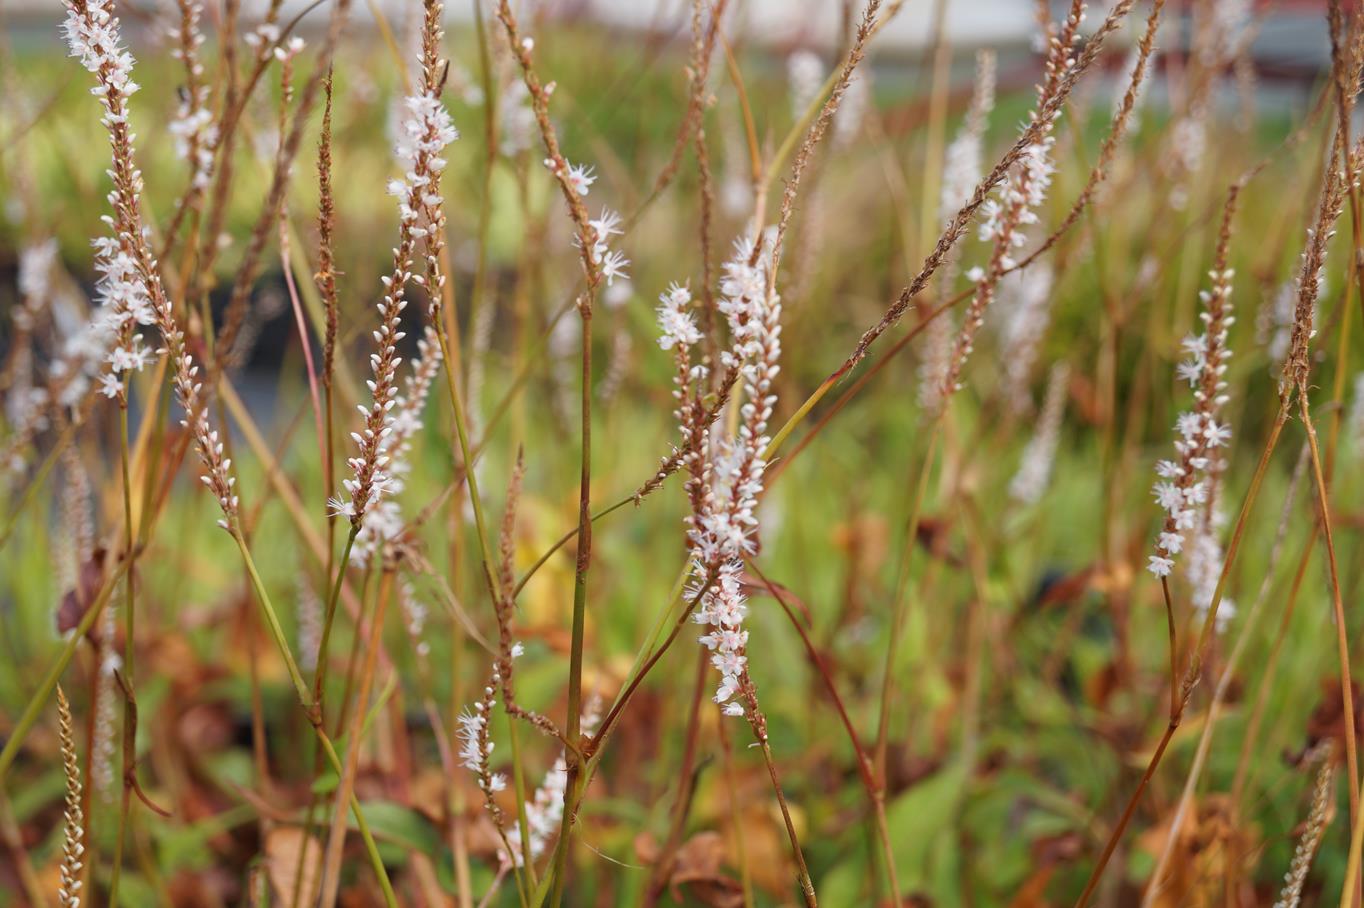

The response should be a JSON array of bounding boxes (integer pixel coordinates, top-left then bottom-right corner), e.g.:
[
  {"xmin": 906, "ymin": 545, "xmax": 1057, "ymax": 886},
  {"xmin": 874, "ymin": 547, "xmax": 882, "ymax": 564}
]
[
  {"xmin": 1136, "ymin": 795, "xmax": 1257, "ymax": 908},
  {"xmin": 633, "ymin": 830, "xmax": 661, "ymax": 864},
  {"xmin": 265, "ymin": 828, "xmax": 322, "ymax": 907},
  {"xmin": 669, "ymin": 831, "xmax": 743, "ymax": 908},
  {"xmin": 1305, "ymin": 678, "xmax": 1364, "ymax": 760},
  {"xmin": 57, "ymin": 546, "xmax": 107, "ymax": 634}
]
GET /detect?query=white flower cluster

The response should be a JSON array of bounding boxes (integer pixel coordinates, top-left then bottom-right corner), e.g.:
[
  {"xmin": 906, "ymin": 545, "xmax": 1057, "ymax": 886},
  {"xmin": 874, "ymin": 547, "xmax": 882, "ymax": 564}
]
[
  {"xmin": 544, "ymin": 157, "xmax": 595, "ymax": 197},
  {"xmin": 91, "ymin": 234, "xmax": 157, "ymax": 399},
  {"xmin": 977, "ymin": 138, "xmax": 1055, "ymax": 267},
  {"xmin": 997, "ymin": 263, "xmax": 1055, "ymax": 414},
  {"xmin": 1009, "ymin": 362, "xmax": 1068, "ymax": 504},
  {"xmin": 786, "ymin": 50, "xmax": 825, "ymax": 120},
  {"xmin": 583, "ymin": 207, "xmax": 628, "ymax": 286},
  {"xmin": 241, "ymin": 21, "xmax": 280, "ymax": 52},
  {"xmin": 916, "ymin": 313, "xmax": 955, "ymax": 414},
  {"xmin": 1147, "ymin": 267, "xmax": 1235, "ymax": 578},
  {"xmin": 940, "ymin": 130, "xmax": 983, "ymax": 231},
  {"xmin": 399, "ymin": 580, "xmax": 430, "ymax": 658},
  {"xmin": 658, "ymin": 230, "xmax": 782, "ymax": 718},
  {"xmin": 834, "ymin": 72, "xmax": 870, "ymax": 148},
  {"xmin": 92, "ymin": 616, "xmax": 121, "ymax": 799},
  {"xmin": 1208, "ymin": 0, "xmax": 1251, "ymax": 64},
  {"xmin": 975, "ymin": 15, "xmax": 1070, "ymax": 260},
  {"xmin": 921, "ymin": 51, "xmax": 995, "ymax": 415},
  {"xmin": 499, "ymin": 81, "xmax": 535, "ymax": 157},
  {"xmin": 693, "ymin": 563, "xmax": 750, "ymax": 714},
  {"xmin": 63, "ymin": 0, "xmax": 139, "ymax": 116},
  {"xmin": 391, "ymin": 93, "xmax": 459, "ymax": 234},
  {"xmin": 456, "ymin": 671, "xmax": 507, "ymax": 796},
  {"xmin": 166, "ymin": 0, "xmax": 215, "ymax": 190},
  {"xmin": 350, "ymin": 326, "xmax": 443, "ymax": 565},
  {"xmin": 168, "ymin": 104, "xmax": 215, "ymax": 189},
  {"xmin": 64, "ymin": 0, "xmax": 238, "ymax": 532},
  {"xmin": 656, "ymin": 282, "xmax": 700, "ymax": 351},
  {"xmin": 296, "ymin": 574, "xmax": 322, "ymax": 674},
  {"xmin": 941, "ymin": 22, "xmax": 1070, "ymax": 403},
  {"xmin": 334, "ymin": 78, "xmax": 459, "ymax": 525},
  {"xmin": 1185, "ymin": 505, "xmax": 1236, "ymax": 632},
  {"xmin": 16, "ymin": 239, "xmax": 57, "ymax": 328},
  {"xmin": 544, "ymin": 156, "xmax": 628, "ymax": 285},
  {"xmin": 3, "ymin": 242, "xmax": 60, "ymax": 474},
  {"xmin": 940, "ymin": 50, "xmax": 996, "ymax": 225},
  {"xmin": 61, "ymin": 1, "xmax": 161, "ymax": 401}
]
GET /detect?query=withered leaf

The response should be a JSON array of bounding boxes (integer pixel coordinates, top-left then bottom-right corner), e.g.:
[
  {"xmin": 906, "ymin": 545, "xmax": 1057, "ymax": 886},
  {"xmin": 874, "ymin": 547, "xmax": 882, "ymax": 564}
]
[
  {"xmin": 57, "ymin": 546, "xmax": 107, "ymax": 634},
  {"xmin": 669, "ymin": 831, "xmax": 744, "ymax": 908},
  {"xmin": 265, "ymin": 828, "xmax": 322, "ymax": 907}
]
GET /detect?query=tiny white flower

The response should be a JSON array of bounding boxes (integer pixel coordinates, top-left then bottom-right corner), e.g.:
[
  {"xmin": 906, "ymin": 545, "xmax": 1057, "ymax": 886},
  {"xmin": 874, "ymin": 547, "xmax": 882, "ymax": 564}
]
[{"xmin": 1148, "ymin": 555, "xmax": 1175, "ymax": 577}]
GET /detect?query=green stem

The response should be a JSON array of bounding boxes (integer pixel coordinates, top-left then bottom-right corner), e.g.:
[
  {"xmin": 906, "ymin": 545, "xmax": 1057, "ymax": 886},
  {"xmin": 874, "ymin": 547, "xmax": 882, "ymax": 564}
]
[
  {"xmin": 506, "ymin": 716, "xmax": 539, "ymax": 885},
  {"xmin": 230, "ymin": 532, "xmax": 397, "ymax": 907},
  {"xmin": 548, "ymin": 297, "xmax": 595, "ymax": 908},
  {"xmin": 873, "ymin": 419, "xmax": 942, "ymax": 779},
  {"xmin": 314, "ymin": 527, "xmax": 358, "ymax": 711},
  {"xmin": 430, "ymin": 287, "xmax": 542, "ymax": 887}
]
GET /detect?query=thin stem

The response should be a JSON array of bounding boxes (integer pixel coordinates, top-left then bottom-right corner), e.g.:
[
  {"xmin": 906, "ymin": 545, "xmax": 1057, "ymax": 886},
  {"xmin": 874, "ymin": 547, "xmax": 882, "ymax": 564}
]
[
  {"xmin": 548, "ymin": 297, "xmax": 595, "ymax": 908},
  {"xmin": 1073, "ymin": 406, "xmax": 1288, "ymax": 906},
  {"xmin": 643, "ymin": 648, "xmax": 709, "ymax": 907},
  {"xmin": 230, "ymin": 532, "xmax": 397, "ymax": 906},
  {"xmin": 313, "ymin": 528, "xmax": 358, "ymax": 715},
  {"xmin": 750, "ymin": 563, "xmax": 897, "ymax": 894},
  {"xmin": 1073, "ymin": 721, "xmax": 1180, "ymax": 908},
  {"xmin": 1299, "ymin": 388, "xmax": 1360, "ymax": 831},
  {"xmin": 874, "ymin": 422, "xmax": 941, "ymax": 779},
  {"xmin": 506, "ymin": 716, "xmax": 539, "ymax": 886},
  {"xmin": 110, "ymin": 400, "xmax": 136, "ymax": 906},
  {"xmin": 319, "ymin": 567, "xmax": 395, "ymax": 907},
  {"xmin": 756, "ymin": 734, "xmax": 817, "ymax": 906}
]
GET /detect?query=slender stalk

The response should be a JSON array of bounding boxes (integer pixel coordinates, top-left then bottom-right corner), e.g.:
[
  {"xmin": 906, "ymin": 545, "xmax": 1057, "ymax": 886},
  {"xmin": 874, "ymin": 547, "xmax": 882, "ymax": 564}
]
[
  {"xmin": 757, "ymin": 735, "xmax": 817, "ymax": 906},
  {"xmin": 1141, "ymin": 443, "xmax": 1309, "ymax": 904},
  {"xmin": 1073, "ymin": 407, "xmax": 1288, "ymax": 907},
  {"xmin": 547, "ymin": 296, "xmax": 595, "ymax": 907},
  {"xmin": 1298, "ymin": 388, "xmax": 1360, "ymax": 829},
  {"xmin": 755, "ymin": 566, "xmax": 894, "ymax": 891},
  {"xmin": 313, "ymin": 528, "xmax": 358, "ymax": 716},
  {"xmin": 643, "ymin": 649, "xmax": 709, "ymax": 907},
  {"xmin": 319, "ymin": 567, "xmax": 395, "ymax": 907},
  {"xmin": 874, "ymin": 422, "xmax": 941, "ymax": 778},
  {"xmin": 109, "ymin": 399, "xmax": 137, "ymax": 906},
  {"xmin": 505, "ymin": 714, "xmax": 539, "ymax": 887},
  {"xmin": 230, "ymin": 532, "xmax": 397, "ymax": 906}
]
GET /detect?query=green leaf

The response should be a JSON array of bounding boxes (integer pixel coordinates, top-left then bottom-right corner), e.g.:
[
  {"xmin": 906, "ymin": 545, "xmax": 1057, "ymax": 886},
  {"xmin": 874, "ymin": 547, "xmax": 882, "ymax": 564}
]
[{"xmin": 350, "ymin": 800, "xmax": 442, "ymax": 855}]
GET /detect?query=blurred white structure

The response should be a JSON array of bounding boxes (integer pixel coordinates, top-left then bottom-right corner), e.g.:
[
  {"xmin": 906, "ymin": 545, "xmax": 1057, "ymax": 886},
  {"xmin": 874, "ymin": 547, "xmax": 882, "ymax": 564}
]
[
  {"xmin": 1, "ymin": 0, "xmax": 1333, "ymax": 75},
  {"xmin": 3, "ymin": 0, "xmax": 1040, "ymax": 51},
  {"xmin": 588, "ymin": 0, "xmax": 1037, "ymax": 50}
]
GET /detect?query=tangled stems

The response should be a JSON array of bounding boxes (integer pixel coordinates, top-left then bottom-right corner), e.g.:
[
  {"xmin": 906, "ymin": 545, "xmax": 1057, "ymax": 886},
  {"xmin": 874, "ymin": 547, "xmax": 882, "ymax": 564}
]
[
  {"xmin": 230, "ymin": 530, "xmax": 398, "ymax": 907},
  {"xmin": 1072, "ymin": 405, "xmax": 1288, "ymax": 908}
]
